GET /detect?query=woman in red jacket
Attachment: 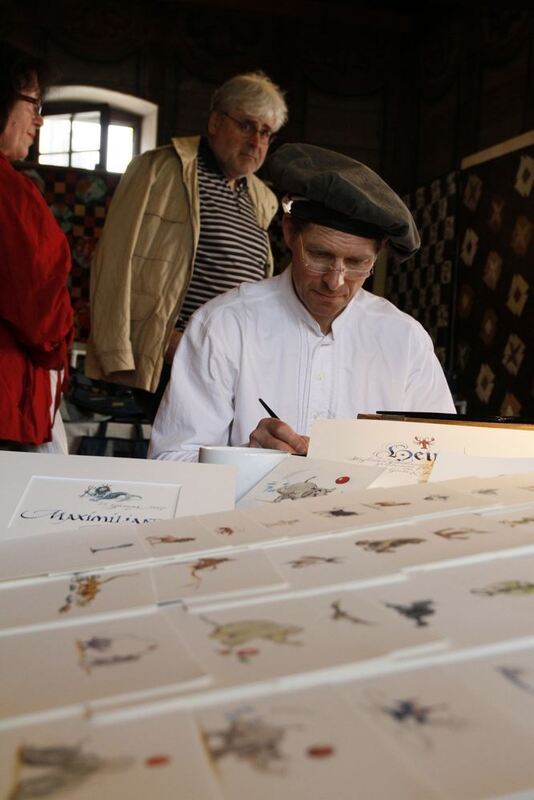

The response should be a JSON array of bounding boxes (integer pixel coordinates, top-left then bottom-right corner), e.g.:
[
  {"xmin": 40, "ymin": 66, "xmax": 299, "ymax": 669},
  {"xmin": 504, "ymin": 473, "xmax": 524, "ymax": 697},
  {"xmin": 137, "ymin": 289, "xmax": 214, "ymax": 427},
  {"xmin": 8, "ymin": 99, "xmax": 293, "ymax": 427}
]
[{"xmin": 0, "ymin": 42, "xmax": 73, "ymax": 452}]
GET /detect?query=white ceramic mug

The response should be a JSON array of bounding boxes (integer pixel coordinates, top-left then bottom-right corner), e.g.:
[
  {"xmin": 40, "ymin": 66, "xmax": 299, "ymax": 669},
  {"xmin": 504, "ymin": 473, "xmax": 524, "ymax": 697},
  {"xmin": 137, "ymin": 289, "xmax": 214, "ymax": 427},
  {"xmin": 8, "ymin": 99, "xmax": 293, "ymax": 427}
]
[{"xmin": 198, "ymin": 446, "xmax": 288, "ymax": 502}]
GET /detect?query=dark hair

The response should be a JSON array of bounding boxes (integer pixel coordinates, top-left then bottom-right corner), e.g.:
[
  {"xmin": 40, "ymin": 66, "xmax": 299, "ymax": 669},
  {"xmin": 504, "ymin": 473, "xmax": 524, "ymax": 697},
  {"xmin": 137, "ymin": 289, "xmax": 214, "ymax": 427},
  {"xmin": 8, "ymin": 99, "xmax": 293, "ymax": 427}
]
[{"xmin": 0, "ymin": 41, "xmax": 53, "ymax": 133}]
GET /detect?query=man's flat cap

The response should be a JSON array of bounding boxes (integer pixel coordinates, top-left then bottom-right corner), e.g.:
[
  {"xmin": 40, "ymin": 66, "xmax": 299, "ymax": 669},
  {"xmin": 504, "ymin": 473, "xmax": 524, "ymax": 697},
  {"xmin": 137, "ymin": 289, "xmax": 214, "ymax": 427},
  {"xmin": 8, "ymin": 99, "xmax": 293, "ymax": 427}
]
[{"xmin": 266, "ymin": 143, "xmax": 420, "ymax": 260}]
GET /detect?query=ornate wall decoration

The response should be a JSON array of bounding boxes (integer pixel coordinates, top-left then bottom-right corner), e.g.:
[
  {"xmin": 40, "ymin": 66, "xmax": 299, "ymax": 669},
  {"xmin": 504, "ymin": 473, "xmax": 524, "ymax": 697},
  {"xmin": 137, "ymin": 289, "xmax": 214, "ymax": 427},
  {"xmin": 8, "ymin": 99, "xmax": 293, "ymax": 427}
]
[{"xmin": 454, "ymin": 145, "xmax": 534, "ymax": 416}]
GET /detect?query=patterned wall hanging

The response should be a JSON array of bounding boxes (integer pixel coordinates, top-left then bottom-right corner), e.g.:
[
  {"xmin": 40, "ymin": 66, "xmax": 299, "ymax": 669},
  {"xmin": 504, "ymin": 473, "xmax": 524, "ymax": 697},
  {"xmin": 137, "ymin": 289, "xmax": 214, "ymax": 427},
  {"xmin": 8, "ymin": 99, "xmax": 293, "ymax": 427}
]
[
  {"xmin": 454, "ymin": 147, "xmax": 534, "ymax": 416},
  {"xmin": 16, "ymin": 164, "xmax": 121, "ymax": 344},
  {"xmin": 385, "ymin": 172, "xmax": 458, "ymax": 373}
]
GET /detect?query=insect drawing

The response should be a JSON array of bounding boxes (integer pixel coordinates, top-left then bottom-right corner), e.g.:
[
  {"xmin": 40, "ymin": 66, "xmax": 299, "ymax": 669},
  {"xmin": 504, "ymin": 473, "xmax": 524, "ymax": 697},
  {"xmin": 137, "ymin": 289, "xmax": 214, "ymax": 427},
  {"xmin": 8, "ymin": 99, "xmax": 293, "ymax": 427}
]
[
  {"xmin": 355, "ymin": 537, "xmax": 424, "ymax": 553},
  {"xmin": 145, "ymin": 534, "xmax": 196, "ymax": 545},
  {"xmin": 497, "ymin": 665, "xmax": 534, "ymax": 696},
  {"xmin": 500, "ymin": 517, "xmax": 534, "ymax": 528},
  {"xmin": 203, "ymin": 713, "xmax": 288, "ymax": 773},
  {"xmin": 313, "ymin": 507, "xmax": 359, "ymax": 518},
  {"xmin": 471, "ymin": 580, "xmax": 534, "ymax": 597},
  {"xmin": 423, "ymin": 494, "xmax": 450, "ymax": 501},
  {"xmin": 201, "ymin": 615, "xmax": 303, "ymax": 660},
  {"xmin": 89, "ymin": 542, "xmax": 134, "ymax": 554},
  {"xmin": 330, "ymin": 600, "xmax": 372, "ymax": 626},
  {"xmin": 215, "ymin": 526, "xmax": 235, "ymax": 536},
  {"xmin": 414, "ymin": 436, "xmax": 435, "ymax": 450},
  {"xmin": 80, "ymin": 484, "xmax": 142, "ymax": 502},
  {"xmin": 270, "ymin": 477, "xmax": 334, "ymax": 503},
  {"xmin": 286, "ymin": 555, "xmax": 343, "ymax": 569},
  {"xmin": 7, "ymin": 742, "xmax": 132, "ymax": 799},
  {"xmin": 75, "ymin": 634, "xmax": 158, "ymax": 674},
  {"xmin": 58, "ymin": 572, "xmax": 138, "ymax": 613},
  {"xmin": 385, "ymin": 599, "xmax": 435, "ymax": 627},
  {"xmin": 471, "ymin": 488, "xmax": 498, "ymax": 496},
  {"xmin": 186, "ymin": 557, "xmax": 233, "ymax": 589},
  {"xmin": 432, "ymin": 527, "xmax": 488, "ymax": 541}
]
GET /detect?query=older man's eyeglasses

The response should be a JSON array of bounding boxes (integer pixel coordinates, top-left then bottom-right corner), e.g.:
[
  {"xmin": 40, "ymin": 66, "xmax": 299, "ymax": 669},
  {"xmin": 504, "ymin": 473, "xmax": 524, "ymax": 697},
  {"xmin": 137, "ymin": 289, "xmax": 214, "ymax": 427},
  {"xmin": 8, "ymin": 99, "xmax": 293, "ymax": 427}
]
[
  {"xmin": 299, "ymin": 234, "xmax": 375, "ymax": 279},
  {"xmin": 17, "ymin": 93, "xmax": 43, "ymax": 115},
  {"xmin": 222, "ymin": 111, "xmax": 275, "ymax": 144}
]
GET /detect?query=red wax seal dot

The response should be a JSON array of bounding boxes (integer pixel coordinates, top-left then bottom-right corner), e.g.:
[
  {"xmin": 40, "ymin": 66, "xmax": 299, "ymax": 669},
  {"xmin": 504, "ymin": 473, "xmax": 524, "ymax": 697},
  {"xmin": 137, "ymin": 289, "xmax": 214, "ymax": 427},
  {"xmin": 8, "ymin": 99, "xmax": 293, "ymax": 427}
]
[
  {"xmin": 335, "ymin": 476, "xmax": 350, "ymax": 484},
  {"xmin": 146, "ymin": 754, "xmax": 171, "ymax": 767},
  {"xmin": 307, "ymin": 744, "xmax": 334, "ymax": 758}
]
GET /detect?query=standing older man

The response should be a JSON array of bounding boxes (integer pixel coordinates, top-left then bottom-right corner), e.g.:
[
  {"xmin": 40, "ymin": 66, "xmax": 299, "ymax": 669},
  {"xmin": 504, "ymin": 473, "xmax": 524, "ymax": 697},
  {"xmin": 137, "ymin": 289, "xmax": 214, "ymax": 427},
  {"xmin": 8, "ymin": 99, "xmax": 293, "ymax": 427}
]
[
  {"xmin": 85, "ymin": 71, "xmax": 287, "ymax": 414},
  {"xmin": 149, "ymin": 143, "xmax": 455, "ymax": 461}
]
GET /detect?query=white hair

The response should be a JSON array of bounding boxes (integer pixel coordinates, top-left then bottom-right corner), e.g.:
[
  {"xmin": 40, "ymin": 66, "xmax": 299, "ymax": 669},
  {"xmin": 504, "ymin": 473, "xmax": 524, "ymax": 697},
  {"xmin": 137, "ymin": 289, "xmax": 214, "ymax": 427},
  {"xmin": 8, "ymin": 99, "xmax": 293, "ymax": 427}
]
[{"xmin": 210, "ymin": 71, "xmax": 288, "ymax": 132}]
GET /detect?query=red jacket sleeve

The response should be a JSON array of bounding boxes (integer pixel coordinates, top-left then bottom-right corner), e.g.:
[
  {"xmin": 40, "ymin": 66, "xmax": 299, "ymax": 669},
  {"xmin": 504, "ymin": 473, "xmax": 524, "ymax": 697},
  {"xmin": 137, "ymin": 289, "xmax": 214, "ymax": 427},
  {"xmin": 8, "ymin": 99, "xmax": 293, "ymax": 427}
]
[{"xmin": 0, "ymin": 158, "xmax": 74, "ymax": 370}]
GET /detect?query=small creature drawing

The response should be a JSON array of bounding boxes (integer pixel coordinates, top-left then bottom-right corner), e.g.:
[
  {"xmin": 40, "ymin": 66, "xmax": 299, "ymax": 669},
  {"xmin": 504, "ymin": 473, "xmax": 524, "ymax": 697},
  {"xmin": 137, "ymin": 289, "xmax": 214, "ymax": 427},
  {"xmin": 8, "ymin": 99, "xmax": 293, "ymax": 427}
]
[
  {"xmin": 215, "ymin": 526, "xmax": 235, "ymax": 536},
  {"xmin": 75, "ymin": 634, "xmax": 157, "ymax": 674},
  {"xmin": 314, "ymin": 507, "xmax": 359, "ymax": 518},
  {"xmin": 498, "ymin": 665, "xmax": 534, "ymax": 696},
  {"xmin": 7, "ymin": 743, "xmax": 132, "ymax": 799},
  {"xmin": 271, "ymin": 477, "xmax": 334, "ymax": 502},
  {"xmin": 472, "ymin": 488, "xmax": 498, "ymax": 496},
  {"xmin": 471, "ymin": 580, "xmax": 534, "ymax": 597},
  {"xmin": 355, "ymin": 537, "xmax": 424, "ymax": 554},
  {"xmin": 146, "ymin": 535, "xmax": 195, "ymax": 545},
  {"xmin": 89, "ymin": 542, "xmax": 134, "ymax": 554},
  {"xmin": 423, "ymin": 494, "xmax": 450, "ymax": 501},
  {"xmin": 203, "ymin": 715, "xmax": 287, "ymax": 773},
  {"xmin": 330, "ymin": 600, "xmax": 372, "ymax": 626},
  {"xmin": 414, "ymin": 436, "xmax": 435, "ymax": 450},
  {"xmin": 500, "ymin": 517, "xmax": 534, "ymax": 528},
  {"xmin": 382, "ymin": 698, "xmax": 447, "ymax": 726},
  {"xmin": 187, "ymin": 557, "xmax": 233, "ymax": 589},
  {"xmin": 433, "ymin": 527, "xmax": 488, "ymax": 541},
  {"xmin": 201, "ymin": 616, "xmax": 303, "ymax": 657},
  {"xmin": 385, "ymin": 599, "xmax": 435, "ymax": 627},
  {"xmin": 80, "ymin": 484, "xmax": 142, "ymax": 502},
  {"xmin": 363, "ymin": 500, "xmax": 411, "ymax": 509},
  {"xmin": 263, "ymin": 519, "xmax": 300, "ymax": 528},
  {"xmin": 287, "ymin": 555, "xmax": 343, "ymax": 569},
  {"xmin": 58, "ymin": 572, "xmax": 137, "ymax": 613}
]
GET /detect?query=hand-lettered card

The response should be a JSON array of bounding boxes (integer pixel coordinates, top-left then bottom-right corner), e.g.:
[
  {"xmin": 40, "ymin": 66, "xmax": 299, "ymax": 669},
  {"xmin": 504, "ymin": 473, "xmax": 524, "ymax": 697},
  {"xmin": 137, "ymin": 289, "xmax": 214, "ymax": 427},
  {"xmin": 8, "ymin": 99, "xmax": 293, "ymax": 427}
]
[
  {"xmin": 0, "ymin": 567, "xmax": 157, "ymax": 635},
  {"xmin": 0, "ymin": 609, "xmax": 208, "ymax": 722},
  {"xmin": 236, "ymin": 457, "xmax": 384, "ymax": 509},
  {"xmin": 196, "ymin": 685, "xmax": 435, "ymax": 800},
  {"xmin": 152, "ymin": 550, "xmax": 288, "ymax": 606},
  {"xmin": 336, "ymin": 664, "xmax": 534, "ymax": 799},
  {"xmin": 0, "ymin": 709, "xmax": 222, "ymax": 800}
]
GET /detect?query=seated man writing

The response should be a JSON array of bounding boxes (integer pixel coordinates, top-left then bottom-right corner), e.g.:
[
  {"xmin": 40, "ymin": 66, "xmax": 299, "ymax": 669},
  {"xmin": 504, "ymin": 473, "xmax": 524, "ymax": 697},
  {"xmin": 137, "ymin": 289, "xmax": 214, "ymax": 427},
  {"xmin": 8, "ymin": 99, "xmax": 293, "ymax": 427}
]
[{"xmin": 149, "ymin": 143, "xmax": 455, "ymax": 460}]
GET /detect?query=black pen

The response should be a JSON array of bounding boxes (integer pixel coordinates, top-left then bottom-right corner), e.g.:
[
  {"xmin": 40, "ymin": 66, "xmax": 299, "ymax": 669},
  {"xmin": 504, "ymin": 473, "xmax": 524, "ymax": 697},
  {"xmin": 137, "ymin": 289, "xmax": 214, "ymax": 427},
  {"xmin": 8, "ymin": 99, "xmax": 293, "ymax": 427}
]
[
  {"xmin": 258, "ymin": 397, "xmax": 279, "ymax": 419},
  {"xmin": 257, "ymin": 398, "xmax": 306, "ymax": 455}
]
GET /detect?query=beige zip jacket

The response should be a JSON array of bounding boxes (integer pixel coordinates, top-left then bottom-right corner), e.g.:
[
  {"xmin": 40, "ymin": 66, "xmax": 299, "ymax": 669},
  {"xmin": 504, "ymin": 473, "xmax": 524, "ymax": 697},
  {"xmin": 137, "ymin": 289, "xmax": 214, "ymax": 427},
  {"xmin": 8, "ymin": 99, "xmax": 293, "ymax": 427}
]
[{"xmin": 85, "ymin": 136, "xmax": 277, "ymax": 392}]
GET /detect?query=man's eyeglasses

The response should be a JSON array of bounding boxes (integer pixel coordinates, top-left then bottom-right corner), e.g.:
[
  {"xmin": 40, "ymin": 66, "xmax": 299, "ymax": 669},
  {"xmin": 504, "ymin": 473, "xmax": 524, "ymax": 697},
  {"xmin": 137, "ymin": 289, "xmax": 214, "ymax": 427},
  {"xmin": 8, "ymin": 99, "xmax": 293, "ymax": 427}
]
[
  {"xmin": 17, "ymin": 93, "xmax": 43, "ymax": 115},
  {"xmin": 222, "ymin": 111, "xmax": 275, "ymax": 144},
  {"xmin": 299, "ymin": 234, "xmax": 375, "ymax": 279}
]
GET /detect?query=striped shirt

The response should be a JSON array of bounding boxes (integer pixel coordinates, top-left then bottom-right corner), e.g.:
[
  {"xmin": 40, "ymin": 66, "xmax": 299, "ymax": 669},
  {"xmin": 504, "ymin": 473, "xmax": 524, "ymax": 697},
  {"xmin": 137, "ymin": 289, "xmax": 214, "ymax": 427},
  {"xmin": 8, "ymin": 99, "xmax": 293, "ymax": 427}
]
[{"xmin": 176, "ymin": 138, "xmax": 269, "ymax": 329}]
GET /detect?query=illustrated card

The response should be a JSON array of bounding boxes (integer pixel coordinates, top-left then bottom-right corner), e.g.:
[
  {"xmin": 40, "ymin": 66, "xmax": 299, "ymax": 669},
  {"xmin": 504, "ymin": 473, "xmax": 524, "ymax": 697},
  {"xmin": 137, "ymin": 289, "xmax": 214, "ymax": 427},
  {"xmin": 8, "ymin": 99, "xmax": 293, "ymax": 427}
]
[
  {"xmin": 336, "ymin": 664, "xmax": 534, "ymax": 799},
  {"xmin": 0, "ymin": 709, "xmax": 222, "ymax": 800},
  {"xmin": 152, "ymin": 550, "xmax": 288, "ymax": 606},
  {"xmin": 0, "ymin": 526, "xmax": 151, "ymax": 583},
  {"xmin": 266, "ymin": 535, "xmax": 404, "ymax": 591},
  {"xmin": 195, "ymin": 685, "xmax": 435, "ymax": 800},
  {"xmin": 0, "ymin": 609, "xmax": 208, "ymax": 722},
  {"xmin": 0, "ymin": 567, "xmax": 156, "ymax": 635},
  {"xmin": 196, "ymin": 510, "xmax": 273, "ymax": 547},
  {"xmin": 400, "ymin": 553, "xmax": 534, "ymax": 646},
  {"xmin": 138, "ymin": 515, "xmax": 226, "ymax": 557},
  {"xmin": 445, "ymin": 646, "xmax": 534, "ymax": 736},
  {"xmin": 236, "ymin": 457, "xmax": 384, "ymax": 509}
]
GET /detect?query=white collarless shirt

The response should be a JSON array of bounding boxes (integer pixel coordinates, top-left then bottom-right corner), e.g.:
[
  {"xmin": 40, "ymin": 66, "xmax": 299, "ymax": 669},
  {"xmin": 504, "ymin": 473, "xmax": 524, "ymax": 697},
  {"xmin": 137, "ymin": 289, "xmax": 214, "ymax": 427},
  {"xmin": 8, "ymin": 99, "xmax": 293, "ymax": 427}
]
[{"xmin": 150, "ymin": 268, "xmax": 455, "ymax": 461}]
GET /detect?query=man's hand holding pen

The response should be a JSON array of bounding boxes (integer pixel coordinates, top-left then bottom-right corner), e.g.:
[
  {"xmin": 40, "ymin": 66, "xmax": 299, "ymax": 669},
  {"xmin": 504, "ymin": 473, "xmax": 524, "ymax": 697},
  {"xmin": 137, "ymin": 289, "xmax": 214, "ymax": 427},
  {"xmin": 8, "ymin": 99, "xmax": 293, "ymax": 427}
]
[{"xmin": 248, "ymin": 417, "xmax": 309, "ymax": 455}]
